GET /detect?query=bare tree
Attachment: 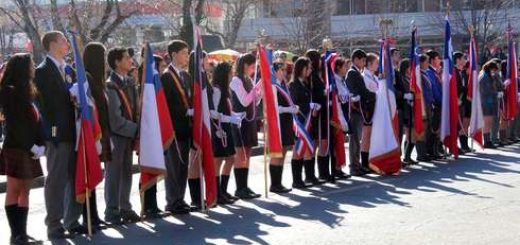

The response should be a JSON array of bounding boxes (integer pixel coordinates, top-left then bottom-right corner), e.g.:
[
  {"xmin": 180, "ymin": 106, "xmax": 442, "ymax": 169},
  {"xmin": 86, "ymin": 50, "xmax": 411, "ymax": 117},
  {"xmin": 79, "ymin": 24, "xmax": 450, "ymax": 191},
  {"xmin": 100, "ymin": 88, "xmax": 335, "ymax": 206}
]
[
  {"xmin": 429, "ymin": 0, "xmax": 515, "ymax": 59},
  {"xmin": 204, "ymin": 0, "xmax": 257, "ymax": 49},
  {"xmin": 0, "ymin": 0, "xmax": 139, "ymax": 61},
  {"xmin": 179, "ymin": 0, "xmax": 205, "ymax": 47}
]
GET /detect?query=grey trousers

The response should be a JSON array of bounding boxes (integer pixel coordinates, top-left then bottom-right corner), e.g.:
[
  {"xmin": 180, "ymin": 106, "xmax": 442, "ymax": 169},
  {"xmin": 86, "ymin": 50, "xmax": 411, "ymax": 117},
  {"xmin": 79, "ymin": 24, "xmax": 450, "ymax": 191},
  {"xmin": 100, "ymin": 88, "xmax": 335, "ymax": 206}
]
[
  {"xmin": 164, "ymin": 140, "xmax": 190, "ymax": 208},
  {"xmin": 44, "ymin": 141, "xmax": 83, "ymax": 233},
  {"xmin": 348, "ymin": 112, "xmax": 363, "ymax": 172},
  {"xmin": 104, "ymin": 136, "xmax": 134, "ymax": 216},
  {"xmin": 491, "ymin": 114, "xmax": 500, "ymax": 143}
]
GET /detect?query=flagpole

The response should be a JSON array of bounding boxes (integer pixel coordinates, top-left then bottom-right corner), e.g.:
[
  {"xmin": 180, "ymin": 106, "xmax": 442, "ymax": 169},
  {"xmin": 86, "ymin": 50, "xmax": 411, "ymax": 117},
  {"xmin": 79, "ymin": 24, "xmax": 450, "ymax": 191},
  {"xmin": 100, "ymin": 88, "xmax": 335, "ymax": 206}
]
[
  {"xmin": 81, "ymin": 127, "xmax": 93, "ymax": 237},
  {"xmin": 323, "ymin": 38, "xmax": 333, "ymax": 176},
  {"xmin": 257, "ymin": 33, "xmax": 270, "ymax": 199}
]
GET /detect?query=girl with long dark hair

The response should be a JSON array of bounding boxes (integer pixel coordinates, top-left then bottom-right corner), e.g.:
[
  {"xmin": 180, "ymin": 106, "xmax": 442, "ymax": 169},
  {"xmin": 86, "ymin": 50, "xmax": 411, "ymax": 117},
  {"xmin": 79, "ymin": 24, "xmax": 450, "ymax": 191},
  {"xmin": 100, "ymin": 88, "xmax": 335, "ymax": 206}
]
[
  {"xmin": 0, "ymin": 53, "xmax": 44, "ymax": 244},
  {"xmin": 230, "ymin": 53, "xmax": 263, "ymax": 199},
  {"xmin": 211, "ymin": 62, "xmax": 242, "ymax": 203}
]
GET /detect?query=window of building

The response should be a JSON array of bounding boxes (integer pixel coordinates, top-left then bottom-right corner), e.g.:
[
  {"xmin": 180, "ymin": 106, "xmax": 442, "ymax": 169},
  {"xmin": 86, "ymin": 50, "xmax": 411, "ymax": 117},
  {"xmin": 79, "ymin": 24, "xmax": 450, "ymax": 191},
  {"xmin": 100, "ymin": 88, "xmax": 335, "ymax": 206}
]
[
  {"xmin": 366, "ymin": 0, "xmax": 384, "ymax": 14},
  {"xmin": 352, "ymin": 0, "xmax": 366, "ymax": 15},
  {"xmin": 335, "ymin": 0, "xmax": 351, "ymax": 15},
  {"xmin": 424, "ymin": 0, "xmax": 441, "ymax": 12}
]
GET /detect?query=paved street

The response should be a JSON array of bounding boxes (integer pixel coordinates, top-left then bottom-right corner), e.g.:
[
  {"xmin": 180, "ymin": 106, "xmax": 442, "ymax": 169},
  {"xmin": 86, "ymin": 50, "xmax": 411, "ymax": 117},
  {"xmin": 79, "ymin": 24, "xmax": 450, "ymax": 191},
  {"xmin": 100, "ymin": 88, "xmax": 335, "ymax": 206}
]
[{"xmin": 1, "ymin": 143, "xmax": 520, "ymax": 245}]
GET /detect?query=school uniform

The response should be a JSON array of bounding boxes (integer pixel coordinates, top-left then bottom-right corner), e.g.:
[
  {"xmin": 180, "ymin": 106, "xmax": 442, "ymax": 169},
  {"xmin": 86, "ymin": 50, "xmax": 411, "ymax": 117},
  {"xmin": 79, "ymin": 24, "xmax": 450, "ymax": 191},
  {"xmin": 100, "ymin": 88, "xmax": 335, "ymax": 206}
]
[{"xmin": 105, "ymin": 72, "xmax": 139, "ymax": 223}]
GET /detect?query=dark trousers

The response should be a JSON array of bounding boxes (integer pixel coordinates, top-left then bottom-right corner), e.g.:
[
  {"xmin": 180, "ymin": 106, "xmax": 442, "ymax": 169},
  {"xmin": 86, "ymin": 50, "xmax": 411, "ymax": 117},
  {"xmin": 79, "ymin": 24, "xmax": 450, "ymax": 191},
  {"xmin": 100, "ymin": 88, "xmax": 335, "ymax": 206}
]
[
  {"xmin": 44, "ymin": 142, "xmax": 82, "ymax": 233},
  {"xmin": 348, "ymin": 112, "xmax": 363, "ymax": 172},
  {"xmin": 164, "ymin": 140, "xmax": 189, "ymax": 208}
]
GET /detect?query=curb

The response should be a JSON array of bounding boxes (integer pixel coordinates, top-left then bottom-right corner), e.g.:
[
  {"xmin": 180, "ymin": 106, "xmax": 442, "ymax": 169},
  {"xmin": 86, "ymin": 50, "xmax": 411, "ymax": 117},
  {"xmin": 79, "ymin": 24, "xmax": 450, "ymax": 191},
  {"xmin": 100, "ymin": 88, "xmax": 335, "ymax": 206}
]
[{"xmin": 0, "ymin": 145, "xmax": 265, "ymax": 193}]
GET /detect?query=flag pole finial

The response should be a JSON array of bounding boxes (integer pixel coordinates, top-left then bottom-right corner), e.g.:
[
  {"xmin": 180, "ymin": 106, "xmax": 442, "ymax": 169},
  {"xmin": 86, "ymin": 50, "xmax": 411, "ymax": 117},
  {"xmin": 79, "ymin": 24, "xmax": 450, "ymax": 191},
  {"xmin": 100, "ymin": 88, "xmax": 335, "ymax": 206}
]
[
  {"xmin": 468, "ymin": 25, "xmax": 474, "ymax": 37},
  {"xmin": 379, "ymin": 18, "xmax": 393, "ymax": 39},
  {"xmin": 446, "ymin": 0, "xmax": 451, "ymax": 17}
]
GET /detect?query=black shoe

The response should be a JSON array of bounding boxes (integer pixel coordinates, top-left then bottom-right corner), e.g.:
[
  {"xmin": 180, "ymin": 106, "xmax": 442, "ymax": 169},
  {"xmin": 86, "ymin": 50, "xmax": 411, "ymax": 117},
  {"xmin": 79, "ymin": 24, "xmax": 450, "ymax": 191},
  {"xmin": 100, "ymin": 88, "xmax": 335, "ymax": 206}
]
[
  {"xmin": 350, "ymin": 170, "xmax": 367, "ymax": 177},
  {"xmin": 217, "ymin": 193, "xmax": 235, "ymax": 205},
  {"xmin": 48, "ymin": 228, "xmax": 74, "ymax": 240},
  {"xmin": 484, "ymin": 142, "xmax": 497, "ymax": 149},
  {"xmin": 120, "ymin": 210, "xmax": 140, "ymax": 223},
  {"xmin": 104, "ymin": 213, "xmax": 122, "ymax": 225},
  {"xmin": 223, "ymin": 192, "xmax": 239, "ymax": 202},
  {"xmin": 235, "ymin": 188, "xmax": 260, "ymax": 199},
  {"xmin": 269, "ymin": 185, "xmax": 292, "ymax": 193},
  {"xmin": 334, "ymin": 170, "xmax": 351, "ymax": 180},
  {"xmin": 403, "ymin": 158, "xmax": 419, "ymax": 165},
  {"xmin": 305, "ymin": 177, "xmax": 325, "ymax": 186},
  {"xmin": 417, "ymin": 156, "xmax": 432, "ymax": 163},
  {"xmin": 166, "ymin": 202, "xmax": 191, "ymax": 215},
  {"xmin": 67, "ymin": 225, "xmax": 90, "ymax": 235},
  {"xmin": 143, "ymin": 209, "xmax": 163, "ymax": 219},
  {"xmin": 292, "ymin": 181, "xmax": 310, "ymax": 189}
]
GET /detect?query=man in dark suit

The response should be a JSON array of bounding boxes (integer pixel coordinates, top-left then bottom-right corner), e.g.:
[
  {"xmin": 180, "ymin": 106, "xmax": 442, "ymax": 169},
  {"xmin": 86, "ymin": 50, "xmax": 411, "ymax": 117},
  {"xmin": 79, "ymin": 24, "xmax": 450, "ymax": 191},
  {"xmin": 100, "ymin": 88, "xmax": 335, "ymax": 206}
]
[
  {"xmin": 345, "ymin": 49, "xmax": 371, "ymax": 176},
  {"xmin": 104, "ymin": 47, "xmax": 140, "ymax": 224},
  {"xmin": 161, "ymin": 40, "xmax": 193, "ymax": 214},
  {"xmin": 34, "ymin": 31, "xmax": 85, "ymax": 239}
]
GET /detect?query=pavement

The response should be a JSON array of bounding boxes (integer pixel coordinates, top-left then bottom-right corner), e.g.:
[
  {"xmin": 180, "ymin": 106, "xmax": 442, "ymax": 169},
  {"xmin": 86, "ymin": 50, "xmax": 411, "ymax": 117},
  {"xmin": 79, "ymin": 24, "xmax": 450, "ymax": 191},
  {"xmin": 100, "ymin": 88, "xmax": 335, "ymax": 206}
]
[{"xmin": 1, "ymin": 142, "xmax": 520, "ymax": 244}]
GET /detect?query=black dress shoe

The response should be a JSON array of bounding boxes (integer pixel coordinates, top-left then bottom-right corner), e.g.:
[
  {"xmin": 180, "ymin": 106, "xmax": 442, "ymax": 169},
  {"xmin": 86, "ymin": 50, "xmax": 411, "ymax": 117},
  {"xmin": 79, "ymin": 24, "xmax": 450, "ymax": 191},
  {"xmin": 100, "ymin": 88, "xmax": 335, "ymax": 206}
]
[
  {"xmin": 235, "ymin": 188, "xmax": 261, "ymax": 199},
  {"xmin": 484, "ymin": 142, "xmax": 497, "ymax": 149},
  {"xmin": 292, "ymin": 181, "xmax": 310, "ymax": 189},
  {"xmin": 223, "ymin": 192, "xmax": 239, "ymax": 202},
  {"xmin": 48, "ymin": 227, "xmax": 75, "ymax": 240},
  {"xmin": 269, "ymin": 185, "xmax": 292, "ymax": 193},
  {"xmin": 68, "ymin": 225, "xmax": 91, "ymax": 235},
  {"xmin": 416, "ymin": 156, "xmax": 432, "ymax": 162},
  {"xmin": 217, "ymin": 194, "xmax": 235, "ymax": 205},
  {"xmin": 121, "ymin": 210, "xmax": 141, "ymax": 223},
  {"xmin": 167, "ymin": 203, "xmax": 191, "ymax": 215},
  {"xmin": 350, "ymin": 170, "xmax": 367, "ymax": 177},
  {"xmin": 334, "ymin": 170, "xmax": 351, "ymax": 180},
  {"xmin": 305, "ymin": 177, "xmax": 325, "ymax": 186}
]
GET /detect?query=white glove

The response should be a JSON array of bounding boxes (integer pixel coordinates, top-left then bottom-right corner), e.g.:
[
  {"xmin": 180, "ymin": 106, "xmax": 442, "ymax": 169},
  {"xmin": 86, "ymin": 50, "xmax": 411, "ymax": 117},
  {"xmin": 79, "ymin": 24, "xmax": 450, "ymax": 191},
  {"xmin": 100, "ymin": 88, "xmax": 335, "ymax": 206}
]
[
  {"xmin": 339, "ymin": 93, "xmax": 349, "ymax": 103},
  {"xmin": 232, "ymin": 112, "xmax": 246, "ymax": 120},
  {"xmin": 290, "ymin": 105, "xmax": 299, "ymax": 114},
  {"xmin": 278, "ymin": 106, "xmax": 292, "ymax": 114},
  {"xmin": 229, "ymin": 115, "xmax": 242, "ymax": 125},
  {"xmin": 95, "ymin": 140, "xmax": 102, "ymax": 155},
  {"xmin": 350, "ymin": 95, "xmax": 361, "ymax": 102},
  {"xmin": 310, "ymin": 103, "xmax": 321, "ymax": 111},
  {"xmin": 404, "ymin": 93, "xmax": 414, "ymax": 101},
  {"xmin": 210, "ymin": 110, "xmax": 221, "ymax": 120},
  {"xmin": 186, "ymin": 108, "xmax": 194, "ymax": 116},
  {"xmin": 30, "ymin": 145, "xmax": 45, "ymax": 159},
  {"xmin": 497, "ymin": 92, "xmax": 504, "ymax": 99}
]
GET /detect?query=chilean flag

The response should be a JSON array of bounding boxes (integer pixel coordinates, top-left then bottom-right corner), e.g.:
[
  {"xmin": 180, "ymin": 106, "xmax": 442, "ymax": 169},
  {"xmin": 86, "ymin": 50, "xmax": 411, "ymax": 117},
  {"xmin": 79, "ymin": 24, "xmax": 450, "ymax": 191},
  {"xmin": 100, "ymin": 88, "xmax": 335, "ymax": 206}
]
[
  {"xmin": 368, "ymin": 39, "xmax": 401, "ymax": 175},
  {"xmin": 192, "ymin": 23, "xmax": 217, "ymax": 207},
  {"xmin": 139, "ymin": 43, "xmax": 175, "ymax": 193},
  {"xmin": 325, "ymin": 51, "xmax": 348, "ymax": 168},
  {"xmin": 467, "ymin": 36, "xmax": 485, "ymax": 147},
  {"xmin": 504, "ymin": 24, "xmax": 519, "ymax": 121},
  {"xmin": 258, "ymin": 45, "xmax": 283, "ymax": 158},
  {"xmin": 440, "ymin": 16, "xmax": 459, "ymax": 158},
  {"xmin": 410, "ymin": 26, "xmax": 425, "ymax": 137},
  {"xmin": 68, "ymin": 32, "xmax": 103, "ymax": 203}
]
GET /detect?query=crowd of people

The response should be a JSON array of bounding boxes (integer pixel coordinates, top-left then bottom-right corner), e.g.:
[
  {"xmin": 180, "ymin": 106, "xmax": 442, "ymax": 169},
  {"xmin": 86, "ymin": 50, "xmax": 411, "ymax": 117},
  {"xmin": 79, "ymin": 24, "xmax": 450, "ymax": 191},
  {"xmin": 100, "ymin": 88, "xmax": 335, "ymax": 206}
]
[{"xmin": 0, "ymin": 30, "xmax": 519, "ymax": 245}]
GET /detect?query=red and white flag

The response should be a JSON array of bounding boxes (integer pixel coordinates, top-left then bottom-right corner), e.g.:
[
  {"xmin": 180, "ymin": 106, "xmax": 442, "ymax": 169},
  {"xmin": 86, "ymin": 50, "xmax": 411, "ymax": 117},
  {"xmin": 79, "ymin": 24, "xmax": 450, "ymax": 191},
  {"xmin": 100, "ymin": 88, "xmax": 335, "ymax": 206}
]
[
  {"xmin": 139, "ymin": 43, "xmax": 175, "ymax": 193},
  {"xmin": 504, "ymin": 24, "xmax": 519, "ymax": 121},
  {"xmin": 467, "ymin": 36, "xmax": 484, "ymax": 147},
  {"xmin": 192, "ymin": 23, "xmax": 217, "ymax": 207},
  {"xmin": 258, "ymin": 45, "xmax": 283, "ymax": 158},
  {"xmin": 440, "ymin": 16, "xmax": 459, "ymax": 158}
]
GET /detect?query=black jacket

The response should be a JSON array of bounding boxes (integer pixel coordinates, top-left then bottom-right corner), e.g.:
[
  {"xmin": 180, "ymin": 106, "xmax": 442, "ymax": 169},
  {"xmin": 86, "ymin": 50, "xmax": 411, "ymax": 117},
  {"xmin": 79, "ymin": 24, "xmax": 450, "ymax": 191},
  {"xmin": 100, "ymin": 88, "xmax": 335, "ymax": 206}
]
[
  {"xmin": 161, "ymin": 66, "xmax": 192, "ymax": 142},
  {"xmin": 0, "ymin": 86, "xmax": 44, "ymax": 150},
  {"xmin": 345, "ymin": 66, "xmax": 376, "ymax": 115},
  {"xmin": 289, "ymin": 78, "xmax": 312, "ymax": 123},
  {"xmin": 34, "ymin": 57, "xmax": 76, "ymax": 143}
]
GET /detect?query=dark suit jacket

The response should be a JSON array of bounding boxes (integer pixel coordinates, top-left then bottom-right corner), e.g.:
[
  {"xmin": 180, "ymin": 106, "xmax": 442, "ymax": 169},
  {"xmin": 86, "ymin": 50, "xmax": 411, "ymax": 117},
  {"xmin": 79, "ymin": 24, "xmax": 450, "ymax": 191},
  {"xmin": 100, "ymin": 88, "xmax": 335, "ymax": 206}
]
[
  {"xmin": 34, "ymin": 57, "xmax": 76, "ymax": 143},
  {"xmin": 161, "ymin": 66, "xmax": 192, "ymax": 142},
  {"xmin": 345, "ymin": 66, "xmax": 376, "ymax": 115},
  {"xmin": 106, "ymin": 72, "xmax": 138, "ymax": 139}
]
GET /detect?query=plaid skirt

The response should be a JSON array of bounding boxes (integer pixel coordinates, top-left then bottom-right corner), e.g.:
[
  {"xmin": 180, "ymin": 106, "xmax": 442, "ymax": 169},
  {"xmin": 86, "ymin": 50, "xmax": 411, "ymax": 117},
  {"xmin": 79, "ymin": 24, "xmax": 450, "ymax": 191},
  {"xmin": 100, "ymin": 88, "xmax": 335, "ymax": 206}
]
[{"xmin": 0, "ymin": 148, "xmax": 43, "ymax": 179}]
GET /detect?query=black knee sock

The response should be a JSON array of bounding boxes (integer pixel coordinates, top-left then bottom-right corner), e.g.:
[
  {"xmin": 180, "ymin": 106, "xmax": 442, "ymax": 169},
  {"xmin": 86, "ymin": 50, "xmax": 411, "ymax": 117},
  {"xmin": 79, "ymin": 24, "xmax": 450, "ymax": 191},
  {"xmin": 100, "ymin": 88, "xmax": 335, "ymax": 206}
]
[
  {"xmin": 269, "ymin": 164, "xmax": 278, "ymax": 187},
  {"xmin": 234, "ymin": 168, "xmax": 249, "ymax": 191},
  {"xmin": 188, "ymin": 178, "xmax": 201, "ymax": 206},
  {"xmin": 304, "ymin": 158, "xmax": 316, "ymax": 180},
  {"xmin": 484, "ymin": 133, "xmax": 491, "ymax": 144},
  {"xmin": 361, "ymin": 152, "xmax": 369, "ymax": 168},
  {"xmin": 221, "ymin": 174, "xmax": 230, "ymax": 193},
  {"xmin": 459, "ymin": 135, "xmax": 469, "ymax": 149},
  {"xmin": 17, "ymin": 206, "xmax": 28, "ymax": 237},
  {"xmin": 5, "ymin": 204, "xmax": 18, "ymax": 237},
  {"xmin": 291, "ymin": 159, "xmax": 304, "ymax": 184},
  {"xmin": 317, "ymin": 156, "xmax": 330, "ymax": 179}
]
